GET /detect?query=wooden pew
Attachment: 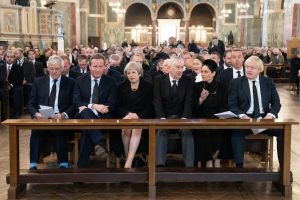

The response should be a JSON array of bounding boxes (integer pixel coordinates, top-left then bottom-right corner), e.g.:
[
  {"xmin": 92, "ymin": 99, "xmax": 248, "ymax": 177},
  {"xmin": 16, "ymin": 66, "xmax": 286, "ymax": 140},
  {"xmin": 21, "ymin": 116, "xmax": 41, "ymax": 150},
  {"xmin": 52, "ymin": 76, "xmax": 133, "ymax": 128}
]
[
  {"xmin": 2, "ymin": 118, "xmax": 298, "ymax": 199},
  {"xmin": 263, "ymin": 64, "xmax": 289, "ymax": 82}
]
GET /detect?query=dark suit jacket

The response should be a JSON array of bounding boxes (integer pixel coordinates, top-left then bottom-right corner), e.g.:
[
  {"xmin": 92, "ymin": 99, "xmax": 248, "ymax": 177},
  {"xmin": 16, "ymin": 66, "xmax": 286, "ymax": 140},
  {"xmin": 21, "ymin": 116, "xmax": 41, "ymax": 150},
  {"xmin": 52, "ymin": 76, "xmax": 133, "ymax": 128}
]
[
  {"xmin": 0, "ymin": 63, "xmax": 9, "ymax": 102},
  {"xmin": 228, "ymin": 76, "xmax": 281, "ymax": 118},
  {"xmin": 153, "ymin": 74, "xmax": 193, "ymax": 119},
  {"xmin": 117, "ymin": 78, "xmax": 153, "ymax": 119},
  {"xmin": 73, "ymin": 74, "xmax": 117, "ymax": 118},
  {"xmin": 17, "ymin": 59, "xmax": 35, "ymax": 83},
  {"xmin": 67, "ymin": 70, "xmax": 81, "ymax": 80},
  {"xmin": 27, "ymin": 76, "xmax": 76, "ymax": 119},
  {"xmin": 33, "ymin": 60, "xmax": 45, "ymax": 78},
  {"xmin": 8, "ymin": 63, "xmax": 24, "ymax": 87},
  {"xmin": 218, "ymin": 67, "xmax": 245, "ymax": 90},
  {"xmin": 71, "ymin": 65, "xmax": 90, "ymax": 74},
  {"xmin": 107, "ymin": 68, "xmax": 123, "ymax": 86},
  {"xmin": 208, "ymin": 39, "xmax": 225, "ymax": 57},
  {"xmin": 0, "ymin": 63, "xmax": 8, "ymax": 88}
]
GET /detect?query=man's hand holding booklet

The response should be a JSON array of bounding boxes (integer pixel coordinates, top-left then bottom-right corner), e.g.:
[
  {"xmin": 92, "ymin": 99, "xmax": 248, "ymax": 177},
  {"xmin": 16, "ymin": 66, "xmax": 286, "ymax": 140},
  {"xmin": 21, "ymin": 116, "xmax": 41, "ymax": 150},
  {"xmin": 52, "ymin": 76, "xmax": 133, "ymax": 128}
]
[{"xmin": 214, "ymin": 111, "xmax": 266, "ymax": 134}]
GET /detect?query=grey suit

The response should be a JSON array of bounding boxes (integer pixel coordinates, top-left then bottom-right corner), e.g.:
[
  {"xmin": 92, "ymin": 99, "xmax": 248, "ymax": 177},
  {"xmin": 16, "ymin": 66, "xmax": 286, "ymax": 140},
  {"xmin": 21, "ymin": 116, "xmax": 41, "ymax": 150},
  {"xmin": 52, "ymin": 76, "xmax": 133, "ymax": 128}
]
[{"xmin": 153, "ymin": 74, "xmax": 194, "ymax": 167}]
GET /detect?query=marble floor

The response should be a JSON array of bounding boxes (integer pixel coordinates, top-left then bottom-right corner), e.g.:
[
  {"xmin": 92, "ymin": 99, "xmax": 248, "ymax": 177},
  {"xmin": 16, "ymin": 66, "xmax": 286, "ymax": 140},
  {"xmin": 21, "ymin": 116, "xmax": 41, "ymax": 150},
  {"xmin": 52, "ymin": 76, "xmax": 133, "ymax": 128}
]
[{"xmin": 0, "ymin": 83, "xmax": 299, "ymax": 200}]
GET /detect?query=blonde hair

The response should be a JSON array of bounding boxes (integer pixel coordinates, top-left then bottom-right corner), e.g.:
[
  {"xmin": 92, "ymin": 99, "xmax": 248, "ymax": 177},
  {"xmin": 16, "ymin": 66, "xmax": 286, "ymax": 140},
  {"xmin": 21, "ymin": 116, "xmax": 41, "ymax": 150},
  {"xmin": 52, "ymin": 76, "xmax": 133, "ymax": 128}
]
[{"xmin": 244, "ymin": 56, "xmax": 264, "ymax": 72}]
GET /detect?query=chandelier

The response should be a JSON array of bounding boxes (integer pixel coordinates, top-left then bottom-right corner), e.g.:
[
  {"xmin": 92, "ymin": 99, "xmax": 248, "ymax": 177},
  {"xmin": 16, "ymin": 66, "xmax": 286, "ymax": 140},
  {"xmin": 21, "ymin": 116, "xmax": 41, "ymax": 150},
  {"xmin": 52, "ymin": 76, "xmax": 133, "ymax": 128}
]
[
  {"xmin": 109, "ymin": 0, "xmax": 126, "ymax": 17},
  {"xmin": 109, "ymin": 1, "xmax": 121, "ymax": 7},
  {"xmin": 237, "ymin": 3, "xmax": 249, "ymax": 14},
  {"xmin": 112, "ymin": 7, "xmax": 126, "ymax": 17},
  {"xmin": 221, "ymin": 9, "xmax": 232, "ymax": 18}
]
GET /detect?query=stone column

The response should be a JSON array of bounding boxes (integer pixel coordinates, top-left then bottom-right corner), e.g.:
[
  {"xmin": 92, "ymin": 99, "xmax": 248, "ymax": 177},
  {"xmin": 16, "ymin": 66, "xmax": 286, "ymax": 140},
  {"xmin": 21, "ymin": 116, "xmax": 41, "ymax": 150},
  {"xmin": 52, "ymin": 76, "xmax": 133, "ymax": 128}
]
[
  {"xmin": 70, "ymin": 0, "xmax": 80, "ymax": 48},
  {"xmin": 240, "ymin": 18, "xmax": 246, "ymax": 47},
  {"xmin": 152, "ymin": 19, "xmax": 157, "ymax": 46},
  {"xmin": 292, "ymin": 4, "xmax": 299, "ymax": 37},
  {"xmin": 184, "ymin": 19, "xmax": 189, "ymax": 45},
  {"xmin": 97, "ymin": 0, "xmax": 101, "ymax": 47}
]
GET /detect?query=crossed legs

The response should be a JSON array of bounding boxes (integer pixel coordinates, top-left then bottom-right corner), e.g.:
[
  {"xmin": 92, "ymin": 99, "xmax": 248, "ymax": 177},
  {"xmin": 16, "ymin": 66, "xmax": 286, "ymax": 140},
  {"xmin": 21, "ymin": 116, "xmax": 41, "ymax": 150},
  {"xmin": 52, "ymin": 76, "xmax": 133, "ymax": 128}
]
[{"xmin": 122, "ymin": 128, "xmax": 142, "ymax": 168}]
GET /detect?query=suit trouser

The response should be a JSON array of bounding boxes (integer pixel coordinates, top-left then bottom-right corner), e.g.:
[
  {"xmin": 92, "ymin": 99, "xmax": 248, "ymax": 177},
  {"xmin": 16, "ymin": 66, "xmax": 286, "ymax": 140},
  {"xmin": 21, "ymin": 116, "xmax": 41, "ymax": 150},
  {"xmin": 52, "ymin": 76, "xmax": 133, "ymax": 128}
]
[
  {"xmin": 30, "ymin": 130, "xmax": 68, "ymax": 164},
  {"xmin": 231, "ymin": 129, "xmax": 283, "ymax": 166},
  {"xmin": 11, "ymin": 86, "xmax": 22, "ymax": 116},
  {"xmin": 77, "ymin": 108, "xmax": 104, "ymax": 168},
  {"xmin": 156, "ymin": 129, "xmax": 194, "ymax": 167},
  {"xmin": 23, "ymin": 83, "xmax": 32, "ymax": 108}
]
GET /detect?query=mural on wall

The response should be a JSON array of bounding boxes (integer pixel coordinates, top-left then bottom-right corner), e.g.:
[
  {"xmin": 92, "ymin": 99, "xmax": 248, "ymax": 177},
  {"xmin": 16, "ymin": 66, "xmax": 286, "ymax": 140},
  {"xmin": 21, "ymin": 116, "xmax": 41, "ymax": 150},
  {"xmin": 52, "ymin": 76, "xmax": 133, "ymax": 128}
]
[
  {"xmin": 267, "ymin": 12, "xmax": 284, "ymax": 47},
  {"xmin": 2, "ymin": 11, "xmax": 18, "ymax": 33}
]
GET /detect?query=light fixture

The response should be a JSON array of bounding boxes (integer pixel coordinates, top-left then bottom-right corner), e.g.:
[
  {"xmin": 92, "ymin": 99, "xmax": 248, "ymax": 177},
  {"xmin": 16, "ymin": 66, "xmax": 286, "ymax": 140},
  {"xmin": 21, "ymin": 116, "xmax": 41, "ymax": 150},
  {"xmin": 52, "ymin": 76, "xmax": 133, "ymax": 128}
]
[
  {"xmin": 237, "ymin": 3, "xmax": 249, "ymax": 14},
  {"xmin": 109, "ymin": 1, "xmax": 121, "ymax": 8},
  {"xmin": 110, "ymin": 0, "xmax": 125, "ymax": 17},
  {"xmin": 221, "ymin": 9, "xmax": 232, "ymax": 18}
]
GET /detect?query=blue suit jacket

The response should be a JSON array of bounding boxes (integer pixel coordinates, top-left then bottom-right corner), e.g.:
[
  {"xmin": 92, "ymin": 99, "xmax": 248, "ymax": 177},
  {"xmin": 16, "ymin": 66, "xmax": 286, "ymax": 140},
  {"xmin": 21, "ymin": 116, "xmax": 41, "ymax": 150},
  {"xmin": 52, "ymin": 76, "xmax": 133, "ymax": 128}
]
[
  {"xmin": 228, "ymin": 75, "xmax": 281, "ymax": 118},
  {"xmin": 73, "ymin": 74, "xmax": 117, "ymax": 118},
  {"xmin": 27, "ymin": 76, "xmax": 76, "ymax": 118}
]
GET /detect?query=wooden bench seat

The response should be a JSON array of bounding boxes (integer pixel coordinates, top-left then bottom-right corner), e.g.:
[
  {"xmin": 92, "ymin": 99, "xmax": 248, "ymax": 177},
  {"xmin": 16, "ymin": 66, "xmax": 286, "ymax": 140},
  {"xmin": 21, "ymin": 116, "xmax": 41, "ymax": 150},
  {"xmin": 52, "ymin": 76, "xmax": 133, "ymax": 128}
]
[{"xmin": 2, "ymin": 118, "xmax": 298, "ymax": 199}]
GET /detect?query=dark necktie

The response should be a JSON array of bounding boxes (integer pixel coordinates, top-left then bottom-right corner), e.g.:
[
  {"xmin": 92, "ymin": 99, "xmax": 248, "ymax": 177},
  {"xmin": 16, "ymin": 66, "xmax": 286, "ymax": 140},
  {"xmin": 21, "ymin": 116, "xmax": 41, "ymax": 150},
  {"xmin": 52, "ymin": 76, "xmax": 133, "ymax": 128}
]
[
  {"xmin": 48, "ymin": 79, "xmax": 57, "ymax": 107},
  {"xmin": 252, "ymin": 81, "xmax": 260, "ymax": 118},
  {"xmin": 6, "ymin": 65, "xmax": 11, "ymax": 80},
  {"xmin": 171, "ymin": 80, "xmax": 178, "ymax": 98},
  {"xmin": 92, "ymin": 79, "xmax": 99, "ymax": 104},
  {"xmin": 18, "ymin": 59, "xmax": 23, "ymax": 66},
  {"xmin": 237, "ymin": 71, "xmax": 241, "ymax": 78}
]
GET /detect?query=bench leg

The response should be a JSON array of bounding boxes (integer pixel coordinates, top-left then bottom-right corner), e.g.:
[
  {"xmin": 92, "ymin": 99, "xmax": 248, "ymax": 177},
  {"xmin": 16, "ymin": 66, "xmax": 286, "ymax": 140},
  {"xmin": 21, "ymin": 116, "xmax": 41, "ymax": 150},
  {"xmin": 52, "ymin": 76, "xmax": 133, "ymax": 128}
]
[
  {"xmin": 280, "ymin": 125, "xmax": 292, "ymax": 197},
  {"xmin": 106, "ymin": 133, "xmax": 110, "ymax": 168},
  {"xmin": 148, "ymin": 126, "xmax": 156, "ymax": 197},
  {"xmin": 8, "ymin": 126, "xmax": 20, "ymax": 200}
]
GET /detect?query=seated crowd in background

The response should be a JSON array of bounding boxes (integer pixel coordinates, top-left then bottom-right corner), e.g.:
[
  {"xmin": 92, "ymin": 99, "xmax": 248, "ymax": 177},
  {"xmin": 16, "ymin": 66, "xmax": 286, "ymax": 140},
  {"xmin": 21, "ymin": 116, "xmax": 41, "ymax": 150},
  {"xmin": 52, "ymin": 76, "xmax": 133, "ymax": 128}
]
[{"xmin": 0, "ymin": 39, "xmax": 296, "ymax": 170}]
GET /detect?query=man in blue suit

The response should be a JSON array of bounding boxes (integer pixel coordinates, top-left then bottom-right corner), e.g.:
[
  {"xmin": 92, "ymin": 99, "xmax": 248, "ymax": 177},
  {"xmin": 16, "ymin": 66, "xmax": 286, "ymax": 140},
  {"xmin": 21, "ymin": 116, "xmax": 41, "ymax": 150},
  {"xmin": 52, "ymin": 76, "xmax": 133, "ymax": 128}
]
[
  {"xmin": 28, "ymin": 55, "xmax": 76, "ymax": 169},
  {"xmin": 228, "ymin": 56, "xmax": 282, "ymax": 168},
  {"xmin": 74, "ymin": 53, "xmax": 117, "ymax": 168}
]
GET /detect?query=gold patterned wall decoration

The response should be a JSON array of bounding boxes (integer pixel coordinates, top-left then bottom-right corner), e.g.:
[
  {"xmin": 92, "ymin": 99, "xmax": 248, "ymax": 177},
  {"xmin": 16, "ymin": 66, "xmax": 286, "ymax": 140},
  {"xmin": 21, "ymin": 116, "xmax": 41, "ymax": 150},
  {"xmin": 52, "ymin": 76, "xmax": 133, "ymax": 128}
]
[
  {"xmin": 40, "ymin": 13, "xmax": 52, "ymax": 34},
  {"xmin": 0, "ymin": 9, "xmax": 19, "ymax": 33}
]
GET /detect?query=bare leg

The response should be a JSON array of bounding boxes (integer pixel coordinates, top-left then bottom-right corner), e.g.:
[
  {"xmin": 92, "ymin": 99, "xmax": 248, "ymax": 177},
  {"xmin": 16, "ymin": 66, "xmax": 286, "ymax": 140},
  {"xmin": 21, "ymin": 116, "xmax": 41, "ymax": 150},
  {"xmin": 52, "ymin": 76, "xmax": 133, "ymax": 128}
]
[
  {"xmin": 124, "ymin": 129, "xmax": 142, "ymax": 168},
  {"xmin": 122, "ymin": 129, "xmax": 131, "ymax": 158}
]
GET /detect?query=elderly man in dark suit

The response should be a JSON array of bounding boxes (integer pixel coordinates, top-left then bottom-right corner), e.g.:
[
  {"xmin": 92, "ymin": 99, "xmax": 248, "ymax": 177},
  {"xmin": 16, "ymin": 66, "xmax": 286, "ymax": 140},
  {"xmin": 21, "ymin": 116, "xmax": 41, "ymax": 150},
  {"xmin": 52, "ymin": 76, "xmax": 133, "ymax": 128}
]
[
  {"xmin": 153, "ymin": 56, "xmax": 194, "ymax": 167},
  {"xmin": 27, "ymin": 55, "xmax": 76, "ymax": 169},
  {"xmin": 228, "ymin": 56, "xmax": 282, "ymax": 168},
  {"xmin": 208, "ymin": 33, "xmax": 225, "ymax": 59},
  {"xmin": 74, "ymin": 53, "xmax": 117, "ymax": 168}
]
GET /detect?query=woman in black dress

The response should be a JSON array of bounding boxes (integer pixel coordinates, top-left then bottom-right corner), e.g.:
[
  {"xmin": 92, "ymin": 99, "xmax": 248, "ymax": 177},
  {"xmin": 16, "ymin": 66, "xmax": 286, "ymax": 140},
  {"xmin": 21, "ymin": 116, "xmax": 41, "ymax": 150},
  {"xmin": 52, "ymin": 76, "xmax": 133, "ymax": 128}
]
[
  {"xmin": 117, "ymin": 61, "xmax": 153, "ymax": 168},
  {"xmin": 193, "ymin": 59, "xmax": 227, "ymax": 168}
]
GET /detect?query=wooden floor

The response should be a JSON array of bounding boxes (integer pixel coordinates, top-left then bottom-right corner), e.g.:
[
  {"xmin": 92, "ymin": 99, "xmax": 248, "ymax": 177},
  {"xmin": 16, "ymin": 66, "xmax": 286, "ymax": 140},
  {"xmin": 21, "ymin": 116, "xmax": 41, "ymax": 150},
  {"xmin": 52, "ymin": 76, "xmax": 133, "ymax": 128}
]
[{"xmin": 0, "ymin": 83, "xmax": 299, "ymax": 200}]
